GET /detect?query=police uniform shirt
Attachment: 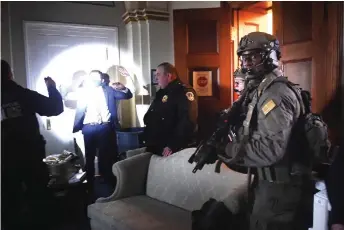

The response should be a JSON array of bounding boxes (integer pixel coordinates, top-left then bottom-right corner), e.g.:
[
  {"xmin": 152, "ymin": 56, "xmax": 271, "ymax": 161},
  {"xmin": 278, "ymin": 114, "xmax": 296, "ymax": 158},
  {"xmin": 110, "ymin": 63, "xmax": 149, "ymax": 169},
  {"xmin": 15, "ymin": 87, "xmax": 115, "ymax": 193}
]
[{"xmin": 143, "ymin": 79, "xmax": 198, "ymax": 152}]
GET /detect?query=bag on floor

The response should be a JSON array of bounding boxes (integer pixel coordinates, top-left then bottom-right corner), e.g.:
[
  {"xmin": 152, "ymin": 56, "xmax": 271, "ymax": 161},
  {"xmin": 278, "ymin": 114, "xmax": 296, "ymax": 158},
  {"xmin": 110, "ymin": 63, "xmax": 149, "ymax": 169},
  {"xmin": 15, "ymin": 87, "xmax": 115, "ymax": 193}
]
[{"xmin": 191, "ymin": 198, "xmax": 233, "ymax": 230}]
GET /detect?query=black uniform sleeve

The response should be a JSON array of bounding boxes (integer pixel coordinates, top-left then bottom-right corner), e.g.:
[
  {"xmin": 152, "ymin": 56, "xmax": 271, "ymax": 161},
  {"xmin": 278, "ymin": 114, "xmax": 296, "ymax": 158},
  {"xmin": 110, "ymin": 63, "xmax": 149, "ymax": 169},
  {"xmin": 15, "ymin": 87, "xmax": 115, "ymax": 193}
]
[
  {"xmin": 225, "ymin": 83, "xmax": 300, "ymax": 167},
  {"xmin": 25, "ymin": 86, "xmax": 64, "ymax": 116},
  {"xmin": 167, "ymin": 88, "xmax": 198, "ymax": 152}
]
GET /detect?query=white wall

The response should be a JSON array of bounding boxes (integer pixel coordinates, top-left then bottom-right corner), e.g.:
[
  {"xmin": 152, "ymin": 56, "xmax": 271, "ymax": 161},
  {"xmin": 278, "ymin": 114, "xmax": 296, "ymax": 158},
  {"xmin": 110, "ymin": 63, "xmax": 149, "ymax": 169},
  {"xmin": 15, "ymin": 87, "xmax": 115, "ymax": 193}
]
[
  {"xmin": 3, "ymin": 1, "xmax": 127, "ymax": 88},
  {"xmin": 170, "ymin": 1, "xmax": 221, "ymax": 10},
  {"xmin": 168, "ymin": 1, "xmax": 221, "ymax": 64}
]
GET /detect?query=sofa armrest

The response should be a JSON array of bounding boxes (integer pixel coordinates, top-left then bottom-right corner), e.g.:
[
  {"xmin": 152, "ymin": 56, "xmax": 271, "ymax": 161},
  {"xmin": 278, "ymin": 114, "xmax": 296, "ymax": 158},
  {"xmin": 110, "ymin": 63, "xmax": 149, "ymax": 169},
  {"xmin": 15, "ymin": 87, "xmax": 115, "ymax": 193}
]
[{"xmin": 96, "ymin": 152, "xmax": 153, "ymax": 203}]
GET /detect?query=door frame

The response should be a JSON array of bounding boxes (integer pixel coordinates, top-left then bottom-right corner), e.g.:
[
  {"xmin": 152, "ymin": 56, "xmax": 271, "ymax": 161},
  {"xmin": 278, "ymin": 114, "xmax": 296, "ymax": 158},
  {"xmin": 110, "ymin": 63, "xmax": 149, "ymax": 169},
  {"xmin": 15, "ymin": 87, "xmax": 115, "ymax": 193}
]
[
  {"xmin": 23, "ymin": 21, "xmax": 119, "ymax": 90},
  {"xmin": 341, "ymin": 3, "xmax": 344, "ymax": 129}
]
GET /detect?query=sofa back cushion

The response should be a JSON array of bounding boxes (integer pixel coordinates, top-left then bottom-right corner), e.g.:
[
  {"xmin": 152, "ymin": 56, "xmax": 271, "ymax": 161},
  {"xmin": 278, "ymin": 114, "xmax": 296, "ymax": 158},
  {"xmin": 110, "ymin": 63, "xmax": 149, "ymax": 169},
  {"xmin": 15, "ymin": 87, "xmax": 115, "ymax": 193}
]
[{"xmin": 146, "ymin": 148, "xmax": 250, "ymax": 213}]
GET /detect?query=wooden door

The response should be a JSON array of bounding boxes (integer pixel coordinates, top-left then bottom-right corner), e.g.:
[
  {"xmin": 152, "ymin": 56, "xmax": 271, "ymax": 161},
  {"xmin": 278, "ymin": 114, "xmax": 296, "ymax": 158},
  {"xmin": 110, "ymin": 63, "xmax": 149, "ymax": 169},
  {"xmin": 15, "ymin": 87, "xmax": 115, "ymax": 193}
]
[
  {"xmin": 232, "ymin": 8, "xmax": 271, "ymax": 101},
  {"xmin": 174, "ymin": 5, "xmax": 232, "ymax": 141},
  {"xmin": 273, "ymin": 1, "xmax": 343, "ymax": 143},
  {"xmin": 273, "ymin": 2, "xmax": 342, "ymax": 114}
]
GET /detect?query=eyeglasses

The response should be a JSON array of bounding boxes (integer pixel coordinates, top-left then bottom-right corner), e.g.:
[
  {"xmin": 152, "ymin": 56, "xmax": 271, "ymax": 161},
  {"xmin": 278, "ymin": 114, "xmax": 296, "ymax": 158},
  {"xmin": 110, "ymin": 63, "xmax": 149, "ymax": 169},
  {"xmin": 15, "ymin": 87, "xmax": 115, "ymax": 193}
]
[{"xmin": 240, "ymin": 52, "xmax": 265, "ymax": 62}]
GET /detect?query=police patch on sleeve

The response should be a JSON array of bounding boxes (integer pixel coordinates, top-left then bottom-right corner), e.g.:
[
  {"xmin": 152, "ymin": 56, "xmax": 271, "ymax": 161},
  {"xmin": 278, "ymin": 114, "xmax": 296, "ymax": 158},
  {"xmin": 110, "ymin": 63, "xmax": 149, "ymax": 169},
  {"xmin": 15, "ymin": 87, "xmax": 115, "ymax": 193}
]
[
  {"xmin": 262, "ymin": 99, "xmax": 276, "ymax": 115},
  {"xmin": 162, "ymin": 95, "xmax": 168, "ymax": 103},
  {"xmin": 186, "ymin": 92, "xmax": 195, "ymax": 101}
]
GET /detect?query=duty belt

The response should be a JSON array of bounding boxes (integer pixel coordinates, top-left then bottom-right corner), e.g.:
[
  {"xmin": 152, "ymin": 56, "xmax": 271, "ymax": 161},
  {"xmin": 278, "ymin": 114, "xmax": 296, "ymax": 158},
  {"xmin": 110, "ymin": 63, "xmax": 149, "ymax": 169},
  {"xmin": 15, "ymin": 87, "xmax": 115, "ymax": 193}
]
[
  {"xmin": 257, "ymin": 166, "xmax": 310, "ymax": 183},
  {"xmin": 257, "ymin": 166, "xmax": 291, "ymax": 182}
]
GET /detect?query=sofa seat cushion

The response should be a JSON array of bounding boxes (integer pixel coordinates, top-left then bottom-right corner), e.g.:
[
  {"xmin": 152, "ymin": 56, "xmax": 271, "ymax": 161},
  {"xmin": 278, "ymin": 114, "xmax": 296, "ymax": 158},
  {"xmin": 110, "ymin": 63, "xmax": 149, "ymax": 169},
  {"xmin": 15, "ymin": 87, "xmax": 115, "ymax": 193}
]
[
  {"xmin": 88, "ymin": 195, "xmax": 191, "ymax": 230},
  {"xmin": 146, "ymin": 148, "xmax": 250, "ymax": 213}
]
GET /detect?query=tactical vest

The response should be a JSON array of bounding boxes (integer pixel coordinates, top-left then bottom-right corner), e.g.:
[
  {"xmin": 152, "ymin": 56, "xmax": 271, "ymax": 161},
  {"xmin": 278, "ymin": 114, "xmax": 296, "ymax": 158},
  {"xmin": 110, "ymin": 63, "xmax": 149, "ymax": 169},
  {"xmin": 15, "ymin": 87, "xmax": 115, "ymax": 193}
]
[{"xmin": 241, "ymin": 71, "xmax": 330, "ymax": 182}]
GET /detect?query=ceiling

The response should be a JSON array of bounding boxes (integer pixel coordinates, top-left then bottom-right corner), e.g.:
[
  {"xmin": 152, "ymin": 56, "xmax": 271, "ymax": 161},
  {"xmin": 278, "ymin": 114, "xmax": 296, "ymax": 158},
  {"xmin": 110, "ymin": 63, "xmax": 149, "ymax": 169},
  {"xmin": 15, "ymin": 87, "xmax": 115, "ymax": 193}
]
[{"xmin": 230, "ymin": 1, "xmax": 272, "ymax": 11}]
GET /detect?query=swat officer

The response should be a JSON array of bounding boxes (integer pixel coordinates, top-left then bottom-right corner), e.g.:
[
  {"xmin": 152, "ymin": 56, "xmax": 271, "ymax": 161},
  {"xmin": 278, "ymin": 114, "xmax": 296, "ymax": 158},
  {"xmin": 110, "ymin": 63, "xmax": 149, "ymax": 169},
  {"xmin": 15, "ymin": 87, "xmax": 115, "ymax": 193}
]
[
  {"xmin": 1, "ymin": 59, "xmax": 64, "ymax": 229},
  {"xmin": 194, "ymin": 32, "xmax": 314, "ymax": 230},
  {"xmin": 226, "ymin": 32, "xmax": 315, "ymax": 230},
  {"xmin": 143, "ymin": 62, "xmax": 198, "ymax": 157}
]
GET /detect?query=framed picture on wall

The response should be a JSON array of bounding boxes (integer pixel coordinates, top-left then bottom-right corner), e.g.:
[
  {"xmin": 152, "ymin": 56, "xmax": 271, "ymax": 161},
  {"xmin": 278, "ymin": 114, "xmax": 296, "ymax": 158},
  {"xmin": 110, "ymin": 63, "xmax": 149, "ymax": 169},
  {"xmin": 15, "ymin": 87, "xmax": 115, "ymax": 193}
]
[
  {"xmin": 151, "ymin": 69, "xmax": 158, "ymax": 85},
  {"xmin": 192, "ymin": 71, "xmax": 213, "ymax": 96}
]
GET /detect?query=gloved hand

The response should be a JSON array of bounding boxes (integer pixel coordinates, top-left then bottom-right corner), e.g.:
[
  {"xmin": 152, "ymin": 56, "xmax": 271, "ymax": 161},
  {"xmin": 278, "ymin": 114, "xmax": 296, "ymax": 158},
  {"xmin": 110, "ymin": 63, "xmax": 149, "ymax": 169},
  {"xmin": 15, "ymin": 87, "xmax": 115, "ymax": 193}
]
[
  {"xmin": 217, "ymin": 142, "xmax": 240, "ymax": 165},
  {"xmin": 194, "ymin": 144, "xmax": 218, "ymax": 165}
]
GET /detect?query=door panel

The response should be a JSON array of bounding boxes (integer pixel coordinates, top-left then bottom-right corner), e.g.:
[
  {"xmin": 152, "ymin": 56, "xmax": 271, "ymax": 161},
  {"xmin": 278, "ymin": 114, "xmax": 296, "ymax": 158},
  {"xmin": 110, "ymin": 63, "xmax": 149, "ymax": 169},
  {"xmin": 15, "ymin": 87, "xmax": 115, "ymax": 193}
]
[
  {"xmin": 273, "ymin": 2, "xmax": 324, "ymax": 113},
  {"xmin": 174, "ymin": 6, "xmax": 231, "ymax": 141},
  {"xmin": 273, "ymin": 1, "xmax": 343, "ymax": 143}
]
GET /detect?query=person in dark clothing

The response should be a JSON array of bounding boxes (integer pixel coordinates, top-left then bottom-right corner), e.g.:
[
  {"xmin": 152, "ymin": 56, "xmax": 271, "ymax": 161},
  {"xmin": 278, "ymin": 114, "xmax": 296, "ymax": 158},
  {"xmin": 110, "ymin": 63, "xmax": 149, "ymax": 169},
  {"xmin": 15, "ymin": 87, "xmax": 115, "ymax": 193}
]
[
  {"xmin": 323, "ymin": 87, "xmax": 344, "ymax": 230},
  {"xmin": 223, "ymin": 32, "xmax": 315, "ymax": 230},
  {"xmin": 143, "ymin": 62, "xmax": 198, "ymax": 157},
  {"xmin": 327, "ymin": 142, "xmax": 344, "ymax": 230},
  {"xmin": 72, "ymin": 70, "xmax": 132, "ymax": 198},
  {"xmin": 1, "ymin": 59, "xmax": 64, "ymax": 229},
  {"xmin": 193, "ymin": 32, "xmax": 316, "ymax": 230}
]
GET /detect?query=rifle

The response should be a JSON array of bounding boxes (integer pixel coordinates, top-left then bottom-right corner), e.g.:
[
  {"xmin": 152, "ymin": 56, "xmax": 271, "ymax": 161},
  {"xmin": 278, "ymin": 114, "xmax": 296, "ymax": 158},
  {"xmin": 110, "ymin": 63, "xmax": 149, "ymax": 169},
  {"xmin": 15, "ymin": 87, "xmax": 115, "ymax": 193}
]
[{"xmin": 188, "ymin": 108, "xmax": 238, "ymax": 173}]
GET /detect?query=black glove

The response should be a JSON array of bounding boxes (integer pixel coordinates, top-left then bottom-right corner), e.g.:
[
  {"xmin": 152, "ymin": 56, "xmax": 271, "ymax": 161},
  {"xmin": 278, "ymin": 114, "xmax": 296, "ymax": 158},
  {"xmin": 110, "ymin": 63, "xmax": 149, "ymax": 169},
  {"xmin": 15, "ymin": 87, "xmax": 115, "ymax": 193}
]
[{"xmin": 194, "ymin": 144, "xmax": 218, "ymax": 165}]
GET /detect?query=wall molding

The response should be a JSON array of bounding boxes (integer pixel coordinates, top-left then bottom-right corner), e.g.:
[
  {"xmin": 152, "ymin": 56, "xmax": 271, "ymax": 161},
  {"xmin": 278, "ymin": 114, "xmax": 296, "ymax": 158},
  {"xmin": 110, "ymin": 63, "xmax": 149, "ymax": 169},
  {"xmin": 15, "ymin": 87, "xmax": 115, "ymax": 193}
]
[
  {"xmin": 67, "ymin": 1, "xmax": 115, "ymax": 7},
  {"xmin": 122, "ymin": 9, "xmax": 169, "ymax": 24}
]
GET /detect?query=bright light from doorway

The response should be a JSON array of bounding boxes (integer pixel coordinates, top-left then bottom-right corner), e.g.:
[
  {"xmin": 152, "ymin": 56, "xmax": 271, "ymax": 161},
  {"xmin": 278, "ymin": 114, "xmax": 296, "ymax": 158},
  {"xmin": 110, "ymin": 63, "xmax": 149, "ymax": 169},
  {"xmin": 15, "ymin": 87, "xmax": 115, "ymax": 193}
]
[{"xmin": 35, "ymin": 43, "xmax": 133, "ymax": 155}]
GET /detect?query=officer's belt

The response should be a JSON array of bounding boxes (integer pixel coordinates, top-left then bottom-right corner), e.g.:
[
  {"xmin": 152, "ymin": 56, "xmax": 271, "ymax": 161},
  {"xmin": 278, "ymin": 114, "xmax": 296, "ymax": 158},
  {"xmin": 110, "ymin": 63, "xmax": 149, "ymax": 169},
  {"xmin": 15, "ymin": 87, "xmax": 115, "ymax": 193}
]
[
  {"xmin": 256, "ymin": 166, "xmax": 310, "ymax": 183},
  {"xmin": 256, "ymin": 166, "xmax": 290, "ymax": 182}
]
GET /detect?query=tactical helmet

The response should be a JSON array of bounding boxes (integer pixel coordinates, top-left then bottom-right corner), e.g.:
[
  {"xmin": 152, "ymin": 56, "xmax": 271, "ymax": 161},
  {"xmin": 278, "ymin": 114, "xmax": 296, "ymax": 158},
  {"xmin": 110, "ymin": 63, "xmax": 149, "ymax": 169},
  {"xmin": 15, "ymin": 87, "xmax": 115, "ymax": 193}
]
[{"xmin": 237, "ymin": 32, "xmax": 281, "ymax": 75}]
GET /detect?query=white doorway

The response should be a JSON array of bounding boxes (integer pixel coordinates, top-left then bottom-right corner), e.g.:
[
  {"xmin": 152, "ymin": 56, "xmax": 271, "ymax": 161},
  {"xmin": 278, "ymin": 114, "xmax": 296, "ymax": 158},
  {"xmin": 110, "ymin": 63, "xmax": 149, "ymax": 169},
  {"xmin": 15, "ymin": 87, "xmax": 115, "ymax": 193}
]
[{"xmin": 24, "ymin": 21, "xmax": 119, "ymax": 156}]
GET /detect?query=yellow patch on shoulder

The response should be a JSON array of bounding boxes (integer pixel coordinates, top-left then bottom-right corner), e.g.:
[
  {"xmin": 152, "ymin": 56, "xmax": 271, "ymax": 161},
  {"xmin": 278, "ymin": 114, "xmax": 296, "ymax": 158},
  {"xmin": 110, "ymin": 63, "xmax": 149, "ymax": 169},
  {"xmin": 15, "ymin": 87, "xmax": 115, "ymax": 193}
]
[{"xmin": 262, "ymin": 99, "xmax": 276, "ymax": 115}]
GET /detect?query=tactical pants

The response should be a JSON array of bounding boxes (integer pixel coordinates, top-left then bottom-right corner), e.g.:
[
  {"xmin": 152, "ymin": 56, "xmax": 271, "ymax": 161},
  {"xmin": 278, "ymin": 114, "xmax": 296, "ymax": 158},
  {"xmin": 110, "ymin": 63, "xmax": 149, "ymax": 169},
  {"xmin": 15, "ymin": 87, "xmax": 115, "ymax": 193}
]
[
  {"xmin": 1, "ymin": 137, "xmax": 53, "ymax": 229},
  {"xmin": 250, "ymin": 179, "xmax": 314, "ymax": 230}
]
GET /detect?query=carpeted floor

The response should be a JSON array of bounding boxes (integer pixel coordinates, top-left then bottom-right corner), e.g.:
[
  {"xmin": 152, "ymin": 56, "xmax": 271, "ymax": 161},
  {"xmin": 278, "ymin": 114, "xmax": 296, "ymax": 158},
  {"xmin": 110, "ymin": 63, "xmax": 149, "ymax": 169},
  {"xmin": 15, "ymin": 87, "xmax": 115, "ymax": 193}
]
[{"xmin": 49, "ymin": 177, "xmax": 115, "ymax": 230}]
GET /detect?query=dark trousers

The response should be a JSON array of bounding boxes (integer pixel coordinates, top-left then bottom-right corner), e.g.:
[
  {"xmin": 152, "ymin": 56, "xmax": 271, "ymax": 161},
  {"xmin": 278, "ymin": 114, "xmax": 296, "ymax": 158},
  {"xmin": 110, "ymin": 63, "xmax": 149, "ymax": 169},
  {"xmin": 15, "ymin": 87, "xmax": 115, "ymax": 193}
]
[
  {"xmin": 82, "ymin": 123, "xmax": 117, "ymax": 191},
  {"xmin": 1, "ymin": 138, "xmax": 53, "ymax": 229},
  {"xmin": 249, "ymin": 179, "xmax": 314, "ymax": 230}
]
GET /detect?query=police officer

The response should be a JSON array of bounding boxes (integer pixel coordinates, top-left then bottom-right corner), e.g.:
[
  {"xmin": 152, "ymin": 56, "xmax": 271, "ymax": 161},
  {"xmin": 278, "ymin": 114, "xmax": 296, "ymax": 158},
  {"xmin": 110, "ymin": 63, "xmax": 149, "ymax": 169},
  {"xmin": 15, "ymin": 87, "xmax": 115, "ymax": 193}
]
[
  {"xmin": 143, "ymin": 62, "xmax": 198, "ymax": 157},
  {"xmin": 224, "ymin": 32, "xmax": 314, "ymax": 230},
  {"xmin": 1, "ymin": 59, "xmax": 64, "ymax": 229},
  {"xmin": 193, "ymin": 32, "xmax": 314, "ymax": 230}
]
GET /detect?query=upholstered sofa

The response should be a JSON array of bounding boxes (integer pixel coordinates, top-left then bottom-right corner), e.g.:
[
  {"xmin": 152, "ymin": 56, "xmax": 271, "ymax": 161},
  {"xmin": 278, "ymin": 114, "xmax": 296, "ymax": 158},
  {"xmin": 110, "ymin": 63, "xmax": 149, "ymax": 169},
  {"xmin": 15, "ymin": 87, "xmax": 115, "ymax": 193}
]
[{"xmin": 87, "ymin": 148, "xmax": 251, "ymax": 230}]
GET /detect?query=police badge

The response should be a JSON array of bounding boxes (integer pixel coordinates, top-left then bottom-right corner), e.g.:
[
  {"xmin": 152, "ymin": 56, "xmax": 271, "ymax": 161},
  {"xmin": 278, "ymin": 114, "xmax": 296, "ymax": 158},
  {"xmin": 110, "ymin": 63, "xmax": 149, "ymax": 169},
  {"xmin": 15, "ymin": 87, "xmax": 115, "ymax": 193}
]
[
  {"xmin": 162, "ymin": 95, "xmax": 168, "ymax": 103},
  {"xmin": 186, "ymin": 92, "xmax": 195, "ymax": 101}
]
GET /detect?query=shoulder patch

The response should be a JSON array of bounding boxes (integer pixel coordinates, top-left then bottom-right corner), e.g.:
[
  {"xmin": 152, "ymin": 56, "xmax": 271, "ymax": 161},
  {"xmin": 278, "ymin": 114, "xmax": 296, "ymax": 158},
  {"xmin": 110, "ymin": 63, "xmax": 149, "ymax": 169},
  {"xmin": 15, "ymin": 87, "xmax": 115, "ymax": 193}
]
[
  {"xmin": 162, "ymin": 95, "xmax": 168, "ymax": 103},
  {"xmin": 186, "ymin": 92, "xmax": 195, "ymax": 101},
  {"xmin": 262, "ymin": 99, "xmax": 276, "ymax": 115}
]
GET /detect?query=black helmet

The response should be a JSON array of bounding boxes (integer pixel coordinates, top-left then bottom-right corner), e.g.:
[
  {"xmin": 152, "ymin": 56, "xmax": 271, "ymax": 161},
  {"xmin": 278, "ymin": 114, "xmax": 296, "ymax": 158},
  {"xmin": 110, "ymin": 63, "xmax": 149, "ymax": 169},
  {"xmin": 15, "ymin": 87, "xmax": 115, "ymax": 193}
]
[{"xmin": 237, "ymin": 32, "xmax": 281, "ymax": 75}]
